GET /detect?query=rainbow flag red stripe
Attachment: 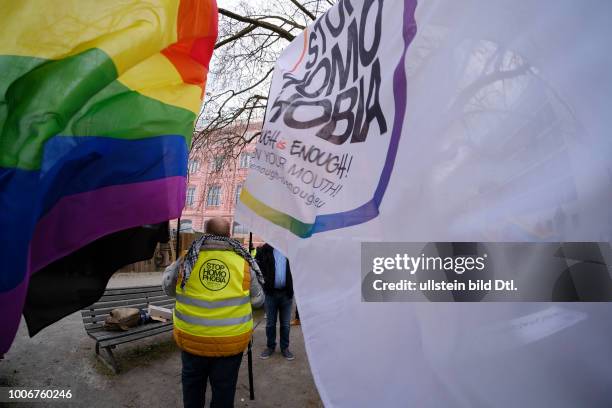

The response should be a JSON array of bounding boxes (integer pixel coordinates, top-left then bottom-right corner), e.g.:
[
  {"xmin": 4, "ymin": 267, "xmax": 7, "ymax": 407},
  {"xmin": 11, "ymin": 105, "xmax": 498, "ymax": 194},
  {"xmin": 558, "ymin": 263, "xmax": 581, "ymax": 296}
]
[{"xmin": 0, "ymin": 0, "xmax": 218, "ymax": 354}]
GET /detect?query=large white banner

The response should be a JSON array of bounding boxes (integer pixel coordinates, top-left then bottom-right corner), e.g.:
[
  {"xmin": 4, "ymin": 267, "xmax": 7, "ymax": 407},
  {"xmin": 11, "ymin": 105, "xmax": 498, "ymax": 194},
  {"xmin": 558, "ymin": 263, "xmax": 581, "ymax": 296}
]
[{"xmin": 237, "ymin": 0, "xmax": 612, "ymax": 406}]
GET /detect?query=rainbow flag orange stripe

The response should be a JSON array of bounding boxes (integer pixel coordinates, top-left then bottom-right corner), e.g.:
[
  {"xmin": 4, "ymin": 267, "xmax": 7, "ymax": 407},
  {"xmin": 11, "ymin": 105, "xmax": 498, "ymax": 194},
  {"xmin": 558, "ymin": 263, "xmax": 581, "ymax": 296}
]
[{"xmin": 0, "ymin": 0, "xmax": 218, "ymax": 354}]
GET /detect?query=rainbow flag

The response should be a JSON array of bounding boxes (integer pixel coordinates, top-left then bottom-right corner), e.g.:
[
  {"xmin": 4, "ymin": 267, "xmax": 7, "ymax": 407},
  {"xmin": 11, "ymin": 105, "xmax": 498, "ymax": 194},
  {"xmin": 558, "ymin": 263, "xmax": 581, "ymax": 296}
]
[{"xmin": 0, "ymin": 0, "xmax": 218, "ymax": 354}]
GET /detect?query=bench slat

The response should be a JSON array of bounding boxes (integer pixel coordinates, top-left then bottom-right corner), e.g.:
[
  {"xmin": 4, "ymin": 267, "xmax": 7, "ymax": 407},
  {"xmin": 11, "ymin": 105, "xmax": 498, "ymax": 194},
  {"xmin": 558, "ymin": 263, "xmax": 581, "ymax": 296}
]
[
  {"xmin": 99, "ymin": 325, "xmax": 174, "ymax": 348},
  {"xmin": 90, "ymin": 321, "xmax": 173, "ymax": 342},
  {"xmin": 85, "ymin": 320, "xmax": 171, "ymax": 332},
  {"xmin": 90, "ymin": 321, "xmax": 172, "ymax": 341},
  {"xmin": 102, "ymin": 286, "xmax": 164, "ymax": 296},
  {"xmin": 82, "ymin": 295, "xmax": 173, "ymax": 314},
  {"xmin": 90, "ymin": 290, "xmax": 166, "ymax": 304},
  {"xmin": 85, "ymin": 325, "xmax": 107, "ymax": 332},
  {"xmin": 84, "ymin": 290, "xmax": 166, "ymax": 309}
]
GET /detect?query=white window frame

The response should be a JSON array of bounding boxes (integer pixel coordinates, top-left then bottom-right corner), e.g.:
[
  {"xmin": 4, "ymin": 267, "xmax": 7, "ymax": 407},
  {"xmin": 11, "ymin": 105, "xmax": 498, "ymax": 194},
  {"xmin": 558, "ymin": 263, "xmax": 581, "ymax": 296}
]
[
  {"xmin": 207, "ymin": 185, "xmax": 221, "ymax": 206},
  {"xmin": 186, "ymin": 186, "xmax": 196, "ymax": 207}
]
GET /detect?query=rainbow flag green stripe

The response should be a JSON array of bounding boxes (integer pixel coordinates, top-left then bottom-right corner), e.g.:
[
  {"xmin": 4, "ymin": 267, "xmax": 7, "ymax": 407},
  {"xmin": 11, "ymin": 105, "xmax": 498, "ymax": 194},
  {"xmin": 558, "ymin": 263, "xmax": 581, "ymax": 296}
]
[{"xmin": 0, "ymin": 51, "xmax": 195, "ymax": 171}]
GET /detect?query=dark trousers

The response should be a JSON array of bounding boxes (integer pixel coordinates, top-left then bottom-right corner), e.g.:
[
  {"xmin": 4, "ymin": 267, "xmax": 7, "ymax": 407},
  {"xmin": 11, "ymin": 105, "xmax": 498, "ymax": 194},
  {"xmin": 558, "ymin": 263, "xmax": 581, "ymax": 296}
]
[
  {"xmin": 264, "ymin": 289, "xmax": 293, "ymax": 350},
  {"xmin": 181, "ymin": 350, "xmax": 243, "ymax": 408}
]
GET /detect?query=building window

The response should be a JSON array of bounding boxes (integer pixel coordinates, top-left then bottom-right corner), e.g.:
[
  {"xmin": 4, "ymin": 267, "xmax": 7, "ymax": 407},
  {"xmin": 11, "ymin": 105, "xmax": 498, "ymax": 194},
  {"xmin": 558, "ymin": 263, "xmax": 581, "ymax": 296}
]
[
  {"xmin": 239, "ymin": 152, "xmax": 250, "ymax": 168},
  {"xmin": 235, "ymin": 184, "xmax": 243, "ymax": 204},
  {"xmin": 233, "ymin": 222, "xmax": 249, "ymax": 235},
  {"xmin": 209, "ymin": 156, "xmax": 224, "ymax": 172},
  {"xmin": 186, "ymin": 186, "xmax": 196, "ymax": 207},
  {"xmin": 207, "ymin": 185, "xmax": 221, "ymax": 206},
  {"xmin": 188, "ymin": 159, "xmax": 200, "ymax": 174}
]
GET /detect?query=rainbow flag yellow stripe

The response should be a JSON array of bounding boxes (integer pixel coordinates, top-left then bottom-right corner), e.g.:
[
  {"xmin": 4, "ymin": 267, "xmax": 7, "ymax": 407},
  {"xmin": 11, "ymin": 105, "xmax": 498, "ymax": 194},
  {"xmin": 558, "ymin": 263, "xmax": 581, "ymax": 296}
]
[{"xmin": 1, "ymin": 0, "xmax": 217, "ymax": 170}]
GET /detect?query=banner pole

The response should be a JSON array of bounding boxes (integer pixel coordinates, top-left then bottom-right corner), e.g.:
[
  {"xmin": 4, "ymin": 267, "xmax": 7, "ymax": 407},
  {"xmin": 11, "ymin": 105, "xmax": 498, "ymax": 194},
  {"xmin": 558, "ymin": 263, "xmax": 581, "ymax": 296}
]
[
  {"xmin": 248, "ymin": 231, "xmax": 255, "ymax": 400},
  {"xmin": 175, "ymin": 217, "xmax": 181, "ymax": 261},
  {"xmin": 247, "ymin": 339, "xmax": 255, "ymax": 400}
]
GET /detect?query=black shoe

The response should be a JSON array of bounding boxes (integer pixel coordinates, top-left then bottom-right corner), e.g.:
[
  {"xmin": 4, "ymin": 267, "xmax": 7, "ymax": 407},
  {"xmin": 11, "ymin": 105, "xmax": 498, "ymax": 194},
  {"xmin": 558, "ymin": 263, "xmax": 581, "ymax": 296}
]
[
  {"xmin": 281, "ymin": 348, "xmax": 295, "ymax": 361},
  {"xmin": 260, "ymin": 348, "xmax": 274, "ymax": 359}
]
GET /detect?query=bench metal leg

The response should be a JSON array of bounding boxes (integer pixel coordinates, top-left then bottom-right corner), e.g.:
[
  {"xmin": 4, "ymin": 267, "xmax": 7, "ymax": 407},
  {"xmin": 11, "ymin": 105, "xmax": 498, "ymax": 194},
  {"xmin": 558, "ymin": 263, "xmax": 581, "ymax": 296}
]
[{"xmin": 97, "ymin": 345, "xmax": 120, "ymax": 374}]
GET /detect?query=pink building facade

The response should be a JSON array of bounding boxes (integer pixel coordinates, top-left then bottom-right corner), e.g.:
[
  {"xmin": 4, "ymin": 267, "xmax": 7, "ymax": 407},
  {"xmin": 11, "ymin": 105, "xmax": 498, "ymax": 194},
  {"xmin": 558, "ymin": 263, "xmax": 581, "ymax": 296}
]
[{"xmin": 173, "ymin": 126, "xmax": 260, "ymax": 243}]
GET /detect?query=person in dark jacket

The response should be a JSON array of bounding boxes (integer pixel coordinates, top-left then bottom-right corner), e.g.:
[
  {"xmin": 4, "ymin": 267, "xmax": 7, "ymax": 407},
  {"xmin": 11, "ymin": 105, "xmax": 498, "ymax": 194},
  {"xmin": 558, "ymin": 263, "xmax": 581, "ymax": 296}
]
[{"xmin": 255, "ymin": 243, "xmax": 295, "ymax": 360}]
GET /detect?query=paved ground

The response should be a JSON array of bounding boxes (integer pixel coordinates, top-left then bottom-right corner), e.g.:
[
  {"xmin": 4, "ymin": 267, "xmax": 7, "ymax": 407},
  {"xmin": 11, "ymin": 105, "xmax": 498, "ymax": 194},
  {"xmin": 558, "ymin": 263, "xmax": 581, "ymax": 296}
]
[{"xmin": 1, "ymin": 272, "xmax": 322, "ymax": 407}]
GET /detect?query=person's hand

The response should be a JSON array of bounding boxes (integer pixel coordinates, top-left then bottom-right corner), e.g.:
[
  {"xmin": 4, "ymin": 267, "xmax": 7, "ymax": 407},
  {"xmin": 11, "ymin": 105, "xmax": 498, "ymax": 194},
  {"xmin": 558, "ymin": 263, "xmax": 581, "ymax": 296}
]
[{"xmin": 162, "ymin": 260, "xmax": 180, "ymax": 297}]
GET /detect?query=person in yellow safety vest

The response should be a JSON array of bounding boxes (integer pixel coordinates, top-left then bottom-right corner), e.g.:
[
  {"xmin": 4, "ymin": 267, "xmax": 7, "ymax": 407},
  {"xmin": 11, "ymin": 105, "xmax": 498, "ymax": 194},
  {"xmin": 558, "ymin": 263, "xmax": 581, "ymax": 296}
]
[{"xmin": 162, "ymin": 217, "xmax": 264, "ymax": 408}]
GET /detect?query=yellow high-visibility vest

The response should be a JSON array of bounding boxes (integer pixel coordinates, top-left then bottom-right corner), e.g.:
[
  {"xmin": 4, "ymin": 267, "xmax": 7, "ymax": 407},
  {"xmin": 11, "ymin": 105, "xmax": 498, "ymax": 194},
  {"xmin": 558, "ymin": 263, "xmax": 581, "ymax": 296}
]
[{"xmin": 173, "ymin": 249, "xmax": 253, "ymax": 357}]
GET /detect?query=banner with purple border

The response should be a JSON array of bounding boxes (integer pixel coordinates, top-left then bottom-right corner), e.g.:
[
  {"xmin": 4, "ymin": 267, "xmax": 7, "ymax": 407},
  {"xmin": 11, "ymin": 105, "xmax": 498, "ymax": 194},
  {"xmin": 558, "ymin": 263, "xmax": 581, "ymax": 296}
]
[{"xmin": 237, "ymin": 0, "xmax": 417, "ymax": 239}]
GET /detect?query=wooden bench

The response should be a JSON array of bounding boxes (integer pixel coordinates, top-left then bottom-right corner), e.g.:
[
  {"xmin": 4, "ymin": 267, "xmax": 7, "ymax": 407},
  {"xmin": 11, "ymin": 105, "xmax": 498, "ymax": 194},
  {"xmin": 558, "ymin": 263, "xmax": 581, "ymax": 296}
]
[{"xmin": 80, "ymin": 285, "xmax": 175, "ymax": 373}]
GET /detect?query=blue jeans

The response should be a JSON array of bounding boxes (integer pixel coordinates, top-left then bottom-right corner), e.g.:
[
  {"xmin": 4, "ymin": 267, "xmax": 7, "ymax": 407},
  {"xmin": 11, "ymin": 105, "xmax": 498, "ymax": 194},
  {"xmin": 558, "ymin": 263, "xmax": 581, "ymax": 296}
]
[
  {"xmin": 181, "ymin": 350, "xmax": 243, "ymax": 408},
  {"xmin": 264, "ymin": 290, "xmax": 293, "ymax": 350}
]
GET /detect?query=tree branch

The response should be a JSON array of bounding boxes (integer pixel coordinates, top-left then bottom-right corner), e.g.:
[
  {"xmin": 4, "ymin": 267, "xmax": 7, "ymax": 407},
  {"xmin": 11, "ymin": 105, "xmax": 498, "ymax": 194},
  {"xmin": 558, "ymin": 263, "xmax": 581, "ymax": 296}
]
[
  {"xmin": 289, "ymin": 0, "xmax": 316, "ymax": 20},
  {"xmin": 255, "ymin": 15, "xmax": 306, "ymax": 30},
  {"xmin": 215, "ymin": 24, "xmax": 257, "ymax": 49},
  {"xmin": 233, "ymin": 68, "xmax": 274, "ymax": 98},
  {"xmin": 219, "ymin": 8, "xmax": 296, "ymax": 41}
]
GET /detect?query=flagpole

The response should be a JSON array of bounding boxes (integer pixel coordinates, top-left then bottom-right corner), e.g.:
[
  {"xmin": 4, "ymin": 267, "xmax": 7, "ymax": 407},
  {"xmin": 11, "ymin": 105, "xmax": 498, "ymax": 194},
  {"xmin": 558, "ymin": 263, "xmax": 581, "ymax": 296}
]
[
  {"xmin": 175, "ymin": 217, "xmax": 181, "ymax": 261},
  {"xmin": 247, "ymin": 231, "xmax": 255, "ymax": 400}
]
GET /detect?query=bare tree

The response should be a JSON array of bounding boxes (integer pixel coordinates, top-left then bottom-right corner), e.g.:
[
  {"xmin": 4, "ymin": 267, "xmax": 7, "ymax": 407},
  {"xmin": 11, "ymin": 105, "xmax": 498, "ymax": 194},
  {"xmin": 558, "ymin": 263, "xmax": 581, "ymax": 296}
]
[{"xmin": 192, "ymin": 0, "xmax": 335, "ymax": 161}]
